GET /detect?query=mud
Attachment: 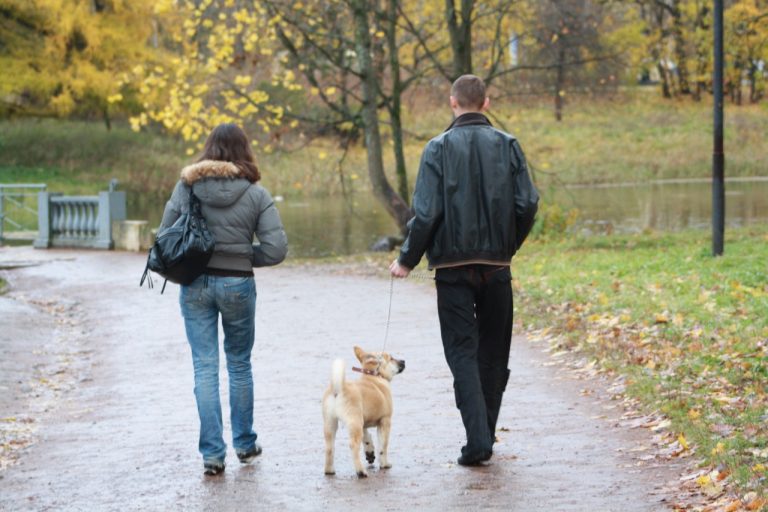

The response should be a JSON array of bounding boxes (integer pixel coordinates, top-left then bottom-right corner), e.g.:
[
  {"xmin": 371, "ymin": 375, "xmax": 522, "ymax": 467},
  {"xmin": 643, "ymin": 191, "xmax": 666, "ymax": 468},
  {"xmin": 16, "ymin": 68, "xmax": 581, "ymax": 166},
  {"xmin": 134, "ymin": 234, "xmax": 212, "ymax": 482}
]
[{"xmin": 0, "ymin": 247, "xmax": 685, "ymax": 511}]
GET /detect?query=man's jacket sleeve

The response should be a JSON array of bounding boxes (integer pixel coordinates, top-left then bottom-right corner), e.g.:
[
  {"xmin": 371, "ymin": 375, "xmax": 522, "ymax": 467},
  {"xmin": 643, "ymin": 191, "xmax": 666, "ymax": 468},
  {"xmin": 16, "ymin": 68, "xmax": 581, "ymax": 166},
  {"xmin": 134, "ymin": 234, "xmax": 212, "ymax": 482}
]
[
  {"xmin": 511, "ymin": 140, "xmax": 539, "ymax": 250},
  {"xmin": 398, "ymin": 141, "xmax": 444, "ymax": 269}
]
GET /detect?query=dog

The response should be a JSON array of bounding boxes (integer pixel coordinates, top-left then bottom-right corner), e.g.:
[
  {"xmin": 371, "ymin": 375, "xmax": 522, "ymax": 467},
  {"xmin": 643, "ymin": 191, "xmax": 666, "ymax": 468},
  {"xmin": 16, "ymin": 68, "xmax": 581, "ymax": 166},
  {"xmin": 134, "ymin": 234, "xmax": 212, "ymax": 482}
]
[{"xmin": 322, "ymin": 346, "xmax": 405, "ymax": 478}]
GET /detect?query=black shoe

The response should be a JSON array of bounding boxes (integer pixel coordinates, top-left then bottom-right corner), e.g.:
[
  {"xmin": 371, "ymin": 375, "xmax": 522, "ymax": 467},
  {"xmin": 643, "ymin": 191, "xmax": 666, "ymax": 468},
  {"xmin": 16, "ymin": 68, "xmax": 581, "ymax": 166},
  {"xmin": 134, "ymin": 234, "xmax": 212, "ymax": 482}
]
[
  {"xmin": 457, "ymin": 451, "xmax": 491, "ymax": 466},
  {"xmin": 203, "ymin": 461, "xmax": 225, "ymax": 475},
  {"xmin": 237, "ymin": 444, "xmax": 262, "ymax": 464},
  {"xmin": 457, "ymin": 445, "xmax": 492, "ymax": 466}
]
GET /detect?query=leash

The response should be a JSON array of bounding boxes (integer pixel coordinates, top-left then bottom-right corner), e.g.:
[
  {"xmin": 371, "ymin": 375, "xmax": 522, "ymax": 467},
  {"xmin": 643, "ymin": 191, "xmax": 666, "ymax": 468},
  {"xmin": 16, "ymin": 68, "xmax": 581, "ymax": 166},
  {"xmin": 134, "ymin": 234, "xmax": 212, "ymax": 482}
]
[
  {"xmin": 381, "ymin": 270, "xmax": 434, "ymax": 352},
  {"xmin": 382, "ymin": 275, "xmax": 394, "ymax": 352}
]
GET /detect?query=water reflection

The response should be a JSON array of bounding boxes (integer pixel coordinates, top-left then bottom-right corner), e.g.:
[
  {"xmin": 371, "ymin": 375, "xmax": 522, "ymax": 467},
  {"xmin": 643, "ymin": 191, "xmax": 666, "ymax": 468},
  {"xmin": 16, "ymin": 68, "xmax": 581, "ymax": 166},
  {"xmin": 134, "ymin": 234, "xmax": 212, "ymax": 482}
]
[
  {"xmin": 555, "ymin": 179, "xmax": 768, "ymax": 234},
  {"xmin": 276, "ymin": 198, "xmax": 395, "ymax": 258},
  {"xmin": 127, "ymin": 179, "xmax": 768, "ymax": 258}
]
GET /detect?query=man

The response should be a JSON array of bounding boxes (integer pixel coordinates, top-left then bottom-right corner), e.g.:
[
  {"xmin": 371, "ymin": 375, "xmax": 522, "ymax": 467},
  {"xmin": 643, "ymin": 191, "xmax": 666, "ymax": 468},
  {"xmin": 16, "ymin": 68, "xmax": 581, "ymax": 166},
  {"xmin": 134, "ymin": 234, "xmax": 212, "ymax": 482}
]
[{"xmin": 390, "ymin": 74, "xmax": 539, "ymax": 466}]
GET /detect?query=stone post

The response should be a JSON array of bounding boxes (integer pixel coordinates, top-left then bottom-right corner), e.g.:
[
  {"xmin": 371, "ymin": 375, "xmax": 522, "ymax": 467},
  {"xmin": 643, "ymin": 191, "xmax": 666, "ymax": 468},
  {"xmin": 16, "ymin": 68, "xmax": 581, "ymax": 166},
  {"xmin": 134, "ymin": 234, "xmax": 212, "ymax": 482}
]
[{"xmin": 33, "ymin": 191, "xmax": 52, "ymax": 248}]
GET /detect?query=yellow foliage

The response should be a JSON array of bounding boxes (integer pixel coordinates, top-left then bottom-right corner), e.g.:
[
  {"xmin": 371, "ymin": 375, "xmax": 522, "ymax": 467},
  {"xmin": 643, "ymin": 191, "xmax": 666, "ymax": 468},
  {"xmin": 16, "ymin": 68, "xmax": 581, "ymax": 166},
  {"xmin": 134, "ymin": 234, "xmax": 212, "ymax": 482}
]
[
  {"xmin": 125, "ymin": 1, "xmax": 298, "ymax": 148},
  {"xmin": 1, "ymin": 0, "xmax": 159, "ymax": 117}
]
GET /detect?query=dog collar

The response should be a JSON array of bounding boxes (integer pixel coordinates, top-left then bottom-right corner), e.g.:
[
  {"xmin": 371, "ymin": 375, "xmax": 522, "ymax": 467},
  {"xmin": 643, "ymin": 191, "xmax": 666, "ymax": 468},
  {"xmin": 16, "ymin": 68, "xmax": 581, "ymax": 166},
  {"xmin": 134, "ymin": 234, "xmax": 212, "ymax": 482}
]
[{"xmin": 352, "ymin": 366, "xmax": 380, "ymax": 377}]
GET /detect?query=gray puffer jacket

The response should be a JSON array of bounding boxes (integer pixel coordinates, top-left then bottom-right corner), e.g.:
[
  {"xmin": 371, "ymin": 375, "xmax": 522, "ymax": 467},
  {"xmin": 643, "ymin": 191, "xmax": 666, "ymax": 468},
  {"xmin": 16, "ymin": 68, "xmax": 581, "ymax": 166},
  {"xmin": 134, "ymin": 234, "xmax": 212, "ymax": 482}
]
[{"xmin": 159, "ymin": 160, "xmax": 288, "ymax": 271}]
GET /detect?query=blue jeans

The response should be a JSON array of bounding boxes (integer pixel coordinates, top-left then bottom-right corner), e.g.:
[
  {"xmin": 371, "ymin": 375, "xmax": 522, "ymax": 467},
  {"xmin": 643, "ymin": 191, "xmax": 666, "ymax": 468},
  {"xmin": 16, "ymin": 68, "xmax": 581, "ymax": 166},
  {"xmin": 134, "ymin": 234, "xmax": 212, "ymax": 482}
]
[{"xmin": 180, "ymin": 274, "xmax": 258, "ymax": 464}]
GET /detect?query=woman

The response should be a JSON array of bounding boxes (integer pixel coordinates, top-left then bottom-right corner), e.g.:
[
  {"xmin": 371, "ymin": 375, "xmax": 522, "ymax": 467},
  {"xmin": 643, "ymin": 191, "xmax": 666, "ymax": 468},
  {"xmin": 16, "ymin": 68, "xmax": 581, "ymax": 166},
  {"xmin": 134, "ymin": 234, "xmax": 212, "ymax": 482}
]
[{"xmin": 159, "ymin": 123, "xmax": 287, "ymax": 475}]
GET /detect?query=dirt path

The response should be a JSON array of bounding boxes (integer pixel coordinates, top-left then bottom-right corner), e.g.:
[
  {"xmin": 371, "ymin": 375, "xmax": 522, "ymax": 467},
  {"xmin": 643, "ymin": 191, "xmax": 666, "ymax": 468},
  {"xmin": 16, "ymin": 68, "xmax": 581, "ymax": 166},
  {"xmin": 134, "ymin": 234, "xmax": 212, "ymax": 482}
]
[{"xmin": 0, "ymin": 247, "xmax": 685, "ymax": 511}]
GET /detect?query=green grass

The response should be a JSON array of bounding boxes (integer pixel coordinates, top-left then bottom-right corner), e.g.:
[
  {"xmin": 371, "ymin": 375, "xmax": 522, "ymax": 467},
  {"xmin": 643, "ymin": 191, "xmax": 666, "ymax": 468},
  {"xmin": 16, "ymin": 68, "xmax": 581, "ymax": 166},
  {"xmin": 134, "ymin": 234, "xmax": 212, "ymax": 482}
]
[
  {"xmin": 405, "ymin": 89, "xmax": 768, "ymax": 185},
  {"xmin": 513, "ymin": 227, "xmax": 768, "ymax": 496},
  {"xmin": 491, "ymin": 93, "xmax": 767, "ymax": 184},
  {"xmin": 0, "ymin": 119, "xmax": 187, "ymax": 195}
]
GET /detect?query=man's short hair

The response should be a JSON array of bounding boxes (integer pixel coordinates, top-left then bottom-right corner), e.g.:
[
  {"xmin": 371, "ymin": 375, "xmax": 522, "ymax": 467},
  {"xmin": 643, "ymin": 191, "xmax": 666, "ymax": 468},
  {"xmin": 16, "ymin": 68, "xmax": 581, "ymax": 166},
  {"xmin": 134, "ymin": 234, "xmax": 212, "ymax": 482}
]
[{"xmin": 451, "ymin": 75, "xmax": 486, "ymax": 110}]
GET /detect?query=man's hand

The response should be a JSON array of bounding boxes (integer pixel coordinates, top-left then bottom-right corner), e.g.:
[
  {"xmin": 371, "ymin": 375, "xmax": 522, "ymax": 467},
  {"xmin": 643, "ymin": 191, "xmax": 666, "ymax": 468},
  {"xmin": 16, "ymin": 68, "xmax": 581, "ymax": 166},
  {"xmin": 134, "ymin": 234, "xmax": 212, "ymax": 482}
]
[{"xmin": 389, "ymin": 259, "xmax": 411, "ymax": 278}]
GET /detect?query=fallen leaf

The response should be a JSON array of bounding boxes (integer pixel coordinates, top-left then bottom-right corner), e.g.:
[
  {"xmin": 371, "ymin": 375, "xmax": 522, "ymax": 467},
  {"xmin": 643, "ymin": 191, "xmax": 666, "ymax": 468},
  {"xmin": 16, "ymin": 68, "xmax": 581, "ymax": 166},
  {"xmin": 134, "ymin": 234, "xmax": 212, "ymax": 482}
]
[{"xmin": 715, "ymin": 468, "xmax": 730, "ymax": 481}]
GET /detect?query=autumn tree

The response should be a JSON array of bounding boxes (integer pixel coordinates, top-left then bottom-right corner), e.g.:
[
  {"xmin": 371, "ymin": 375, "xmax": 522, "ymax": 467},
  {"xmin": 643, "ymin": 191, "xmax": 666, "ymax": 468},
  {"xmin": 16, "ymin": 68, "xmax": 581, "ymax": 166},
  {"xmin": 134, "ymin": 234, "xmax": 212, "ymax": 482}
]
[
  {"xmin": 399, "ymin": 0, "xmax": 522, "ymax": 84},
  {"xmin": 124, "ymin": 0, "xmax": 301, "ymax": 157},
  {"xmin": 725, "ymin": 1, "xmax": 768, "ymax": 103},
  {"xmin": 626, "ymin": 0, "xmax": 727, "ymax": 100},
  {"xmin": 512, "ymin": 0, "xmax": 632, "ymax": 120},
  {"xmin": 0, "ymin": 0, "xmax": 158, "ymax": 128},
  {"xmin": 263, "ymin": 0, "xmax": 415, "ymax": 232}
]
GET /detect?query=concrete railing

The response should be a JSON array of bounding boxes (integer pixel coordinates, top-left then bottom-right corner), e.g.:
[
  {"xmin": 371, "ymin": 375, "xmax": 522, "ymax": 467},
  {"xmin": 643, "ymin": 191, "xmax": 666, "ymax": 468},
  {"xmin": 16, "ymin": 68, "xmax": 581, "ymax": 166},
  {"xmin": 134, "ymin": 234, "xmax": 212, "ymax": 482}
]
[{"xmin": 34, "ymin": 190, "xmax": 126, "ymax": 250}]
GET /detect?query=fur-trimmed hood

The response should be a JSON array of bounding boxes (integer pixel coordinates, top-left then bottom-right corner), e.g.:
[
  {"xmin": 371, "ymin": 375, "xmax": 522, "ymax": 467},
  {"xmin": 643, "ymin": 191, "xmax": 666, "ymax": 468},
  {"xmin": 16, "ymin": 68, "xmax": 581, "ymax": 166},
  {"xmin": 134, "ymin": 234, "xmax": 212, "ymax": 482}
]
[
  {"xmin": 180, "ymin": 159, "xmax": 245, "ymax": 184},
  {"xmin": 180, "ymin": 159, "xmax": 252, "ymax": 208}
]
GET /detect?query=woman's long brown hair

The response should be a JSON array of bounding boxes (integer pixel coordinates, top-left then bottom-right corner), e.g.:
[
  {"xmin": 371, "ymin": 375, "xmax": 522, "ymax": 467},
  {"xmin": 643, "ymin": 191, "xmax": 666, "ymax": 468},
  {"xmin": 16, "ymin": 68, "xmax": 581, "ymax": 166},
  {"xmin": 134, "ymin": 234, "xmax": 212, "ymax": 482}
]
[{"xmin": 198, "ymin": 123, "xmax": 260, "ymax": 182}]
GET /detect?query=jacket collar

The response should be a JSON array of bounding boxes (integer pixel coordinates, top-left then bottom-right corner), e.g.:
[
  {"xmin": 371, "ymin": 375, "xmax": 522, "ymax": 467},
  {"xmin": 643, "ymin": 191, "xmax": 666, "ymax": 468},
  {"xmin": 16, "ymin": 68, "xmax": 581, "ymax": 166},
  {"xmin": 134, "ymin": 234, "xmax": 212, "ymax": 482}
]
[
  {"xmin": 445, "ymin": 112, "xmax": 493, "ymax": 131},
  {"xmin": 180, "ymin": 160, "xmax": 245, "ymax": 185}
]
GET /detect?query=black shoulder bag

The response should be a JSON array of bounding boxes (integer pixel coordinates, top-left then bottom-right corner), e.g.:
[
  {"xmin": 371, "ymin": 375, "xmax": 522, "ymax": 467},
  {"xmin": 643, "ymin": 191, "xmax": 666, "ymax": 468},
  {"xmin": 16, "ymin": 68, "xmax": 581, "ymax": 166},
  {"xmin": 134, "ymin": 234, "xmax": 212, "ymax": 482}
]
[{"xmin": 140, "ymin": 189, "xmax": 215, "ymax": 293}]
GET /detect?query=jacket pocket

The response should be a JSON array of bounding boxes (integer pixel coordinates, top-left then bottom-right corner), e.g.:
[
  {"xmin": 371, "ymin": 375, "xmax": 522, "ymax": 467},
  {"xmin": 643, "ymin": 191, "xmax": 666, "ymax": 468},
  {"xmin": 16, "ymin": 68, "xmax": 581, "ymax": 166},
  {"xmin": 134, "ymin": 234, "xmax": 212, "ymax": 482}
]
[{"xmin": 223, "ymin": 276, "xmax": 255, "ymax": 307}]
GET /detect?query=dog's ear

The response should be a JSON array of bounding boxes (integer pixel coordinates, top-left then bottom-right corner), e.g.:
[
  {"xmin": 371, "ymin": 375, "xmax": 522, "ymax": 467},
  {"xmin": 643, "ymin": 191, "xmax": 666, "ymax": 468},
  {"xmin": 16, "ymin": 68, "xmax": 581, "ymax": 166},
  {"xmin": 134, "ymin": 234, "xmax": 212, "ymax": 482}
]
[{"xmin": 354, "ymin": 346, "xmax": 366, "ymax": 362}]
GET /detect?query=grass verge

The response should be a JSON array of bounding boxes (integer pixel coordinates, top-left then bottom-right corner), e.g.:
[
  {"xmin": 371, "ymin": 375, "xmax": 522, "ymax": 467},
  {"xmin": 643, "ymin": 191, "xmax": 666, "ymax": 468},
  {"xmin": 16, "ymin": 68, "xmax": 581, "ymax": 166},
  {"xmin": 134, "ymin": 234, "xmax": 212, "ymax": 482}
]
[{"xmin": 512, "ymin": 227, "xmax": 768, "ymax": 501}]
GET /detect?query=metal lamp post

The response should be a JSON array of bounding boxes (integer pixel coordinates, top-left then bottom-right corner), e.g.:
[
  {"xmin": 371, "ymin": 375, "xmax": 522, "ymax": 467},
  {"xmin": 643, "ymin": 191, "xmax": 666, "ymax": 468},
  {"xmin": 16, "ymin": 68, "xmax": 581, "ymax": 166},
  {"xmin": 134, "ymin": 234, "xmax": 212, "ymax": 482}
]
[{"xmin": 712, "ymin": 0, "xmax": 725, "ymax": 256}]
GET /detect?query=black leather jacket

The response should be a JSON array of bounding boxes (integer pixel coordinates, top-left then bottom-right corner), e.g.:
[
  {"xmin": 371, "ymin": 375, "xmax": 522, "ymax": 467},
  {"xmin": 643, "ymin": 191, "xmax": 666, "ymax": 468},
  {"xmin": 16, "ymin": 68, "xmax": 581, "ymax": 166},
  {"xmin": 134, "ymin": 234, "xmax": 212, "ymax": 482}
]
[{"xmin": 398, "ymin": 113, "xmax": 539, "ymax": 270}]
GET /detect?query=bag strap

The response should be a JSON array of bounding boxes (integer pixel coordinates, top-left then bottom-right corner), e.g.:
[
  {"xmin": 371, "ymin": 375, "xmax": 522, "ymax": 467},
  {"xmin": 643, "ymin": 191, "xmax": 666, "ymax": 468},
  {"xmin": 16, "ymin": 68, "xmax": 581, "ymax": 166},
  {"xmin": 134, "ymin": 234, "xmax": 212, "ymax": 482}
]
[
  {"xmin": 140, "ymin": 260, "xmax": 154, "ymax": 289},
  {"xmin": 139, "ymin": 263, "xmax": 168, "ymax": 294},
  {"xmin": 187, "ymin": 187, "xmax": 206, "ymax": 221}
]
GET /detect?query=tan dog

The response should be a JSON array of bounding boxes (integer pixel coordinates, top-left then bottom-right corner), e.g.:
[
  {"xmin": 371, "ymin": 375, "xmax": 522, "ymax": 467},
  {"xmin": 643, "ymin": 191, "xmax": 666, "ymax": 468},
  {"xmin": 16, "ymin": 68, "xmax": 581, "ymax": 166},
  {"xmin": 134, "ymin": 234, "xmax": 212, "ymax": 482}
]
[{"xmin": 322, "ymin": 346, "xmax": 405, "ymax": 478}]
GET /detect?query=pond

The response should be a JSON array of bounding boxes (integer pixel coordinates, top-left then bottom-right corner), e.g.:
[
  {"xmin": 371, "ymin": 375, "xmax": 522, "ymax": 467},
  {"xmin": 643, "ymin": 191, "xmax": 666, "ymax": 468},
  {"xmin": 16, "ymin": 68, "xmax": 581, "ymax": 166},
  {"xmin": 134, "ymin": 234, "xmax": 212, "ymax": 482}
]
[
  {"xmin": 128, "ymin": 178, "xmax": 768, "ymax": 258},
  {"xmin": 551, "ymin": 178, "xmax": 768, "ymax": 235}
]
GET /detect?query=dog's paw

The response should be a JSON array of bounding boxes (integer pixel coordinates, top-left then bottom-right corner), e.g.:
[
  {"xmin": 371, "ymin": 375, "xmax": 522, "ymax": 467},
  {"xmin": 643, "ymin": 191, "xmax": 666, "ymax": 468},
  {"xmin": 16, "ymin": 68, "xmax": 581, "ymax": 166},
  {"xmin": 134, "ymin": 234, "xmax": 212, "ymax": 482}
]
[
  {"xmin": 365, "ymin": 451, "xmax": 375, "ymax": 464},
  {"xmin": 356, "ymin": 470, "xmax": 368, "ymax": 478},
  {"xmin": 380, "ymin": 462, "xmax": 392, "ymax": 470},
  {"xmin": 324, "ymin": 469, "xmax": 336, "ymax": 476}
]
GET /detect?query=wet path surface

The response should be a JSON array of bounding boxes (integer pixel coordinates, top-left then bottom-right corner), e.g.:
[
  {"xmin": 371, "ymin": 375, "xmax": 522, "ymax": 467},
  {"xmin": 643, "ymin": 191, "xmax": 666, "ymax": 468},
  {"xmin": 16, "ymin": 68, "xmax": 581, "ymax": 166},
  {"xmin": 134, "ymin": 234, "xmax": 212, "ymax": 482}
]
[{"xmin": 0, "ymin": 248, "xmax": 681, "ymax": 511}]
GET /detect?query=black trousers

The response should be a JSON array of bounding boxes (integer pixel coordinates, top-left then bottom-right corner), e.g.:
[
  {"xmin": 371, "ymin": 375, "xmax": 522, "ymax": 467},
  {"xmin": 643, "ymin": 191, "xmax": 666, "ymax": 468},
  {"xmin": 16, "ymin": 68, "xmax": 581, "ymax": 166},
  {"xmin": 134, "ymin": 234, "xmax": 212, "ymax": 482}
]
[{"xmin": 435, "ymin": 264, "xmax": 512, "ymax": 456}]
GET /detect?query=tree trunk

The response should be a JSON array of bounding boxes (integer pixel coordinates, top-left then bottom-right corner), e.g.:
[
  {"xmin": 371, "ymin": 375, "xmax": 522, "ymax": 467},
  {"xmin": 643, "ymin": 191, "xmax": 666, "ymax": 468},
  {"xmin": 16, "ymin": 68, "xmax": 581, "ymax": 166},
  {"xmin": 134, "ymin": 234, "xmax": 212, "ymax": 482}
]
[
  {"xmin": 692, "ymin": 50, "xmax": 707, "ymax": 101},
  {"xmin": 386, "ymin": 0, "xmax": 409, "ymax": 201},
  {"xmin": 670, "ymin": 0, "xmax": 691, "ymax": 95},
  {"xmin": 350, "ymin": 0, "xmax": 412, "ymax": 234},
  {"xmin": 657, "ymin": 61, "xmax": 672, "ymax": 98},
  {"xmin": 650, "ymin": 5, "xmax": 672, "ymax": 98},
  {"xmin": 445, "ymin": 0, "xmax": 474, "ymax": 78},
  {"xmin": 691, "ymin": 4, "xmax": 709, "ymax": 102},
  {"xmin": 748, "ymin": 63, "xmax": 759, "ymax": 103}
]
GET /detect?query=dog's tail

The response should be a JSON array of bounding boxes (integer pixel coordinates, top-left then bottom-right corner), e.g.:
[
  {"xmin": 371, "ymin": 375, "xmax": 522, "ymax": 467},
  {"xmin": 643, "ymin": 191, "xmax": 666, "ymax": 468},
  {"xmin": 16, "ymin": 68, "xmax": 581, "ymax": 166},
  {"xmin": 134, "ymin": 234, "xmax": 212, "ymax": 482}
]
[{"xmin": 331, "ymin": 358, "xmax": 345, "ymax": 396}]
